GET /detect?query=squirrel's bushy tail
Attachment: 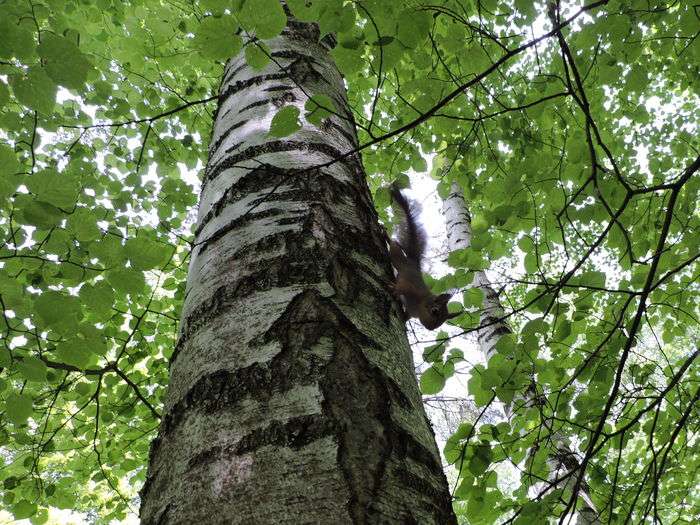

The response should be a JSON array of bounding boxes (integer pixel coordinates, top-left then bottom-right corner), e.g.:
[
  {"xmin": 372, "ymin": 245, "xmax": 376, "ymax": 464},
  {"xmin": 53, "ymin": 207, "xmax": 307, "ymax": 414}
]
[{"xmin": 390, "ymin": 184, "xmax": 427, "ymax": 271}]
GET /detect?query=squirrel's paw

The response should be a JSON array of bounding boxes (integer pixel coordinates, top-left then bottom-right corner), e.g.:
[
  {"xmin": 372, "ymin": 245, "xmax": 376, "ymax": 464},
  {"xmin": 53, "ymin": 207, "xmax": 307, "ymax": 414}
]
[
  {"xmin": 387, "ymin": 281, "xmax": 401, "ymax": 299},
  {"xmin": 388, "ymin": 283, "xmax": 408, "ymax": 320}
]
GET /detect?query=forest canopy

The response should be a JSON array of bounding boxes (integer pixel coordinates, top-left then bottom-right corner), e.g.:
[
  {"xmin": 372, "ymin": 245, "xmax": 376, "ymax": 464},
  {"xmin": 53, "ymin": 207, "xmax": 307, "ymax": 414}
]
[{"xmin": 0, "ymin": 0, "xmax": 698, "ymax": 523}]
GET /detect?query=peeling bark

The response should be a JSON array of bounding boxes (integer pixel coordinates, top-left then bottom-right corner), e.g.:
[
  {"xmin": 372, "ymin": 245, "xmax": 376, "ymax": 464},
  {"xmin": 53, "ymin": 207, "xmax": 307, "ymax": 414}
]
[{"xmin": 139, "ymin": 13, "xmax": 455, "ymax": 525}]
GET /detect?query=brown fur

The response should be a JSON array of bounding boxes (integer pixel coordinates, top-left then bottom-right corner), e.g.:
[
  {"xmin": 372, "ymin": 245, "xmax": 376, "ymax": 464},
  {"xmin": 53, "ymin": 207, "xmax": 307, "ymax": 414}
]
[{"xmin": 389, "ymin": 185, "xmax": 460, "ymax": 330}]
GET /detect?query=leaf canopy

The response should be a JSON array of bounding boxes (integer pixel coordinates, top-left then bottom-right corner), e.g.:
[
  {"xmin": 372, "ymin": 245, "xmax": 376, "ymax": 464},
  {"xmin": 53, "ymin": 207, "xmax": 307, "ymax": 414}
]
[{"xmin": 0, "ymin": 0, "xmax": 698, "ymax": 523}]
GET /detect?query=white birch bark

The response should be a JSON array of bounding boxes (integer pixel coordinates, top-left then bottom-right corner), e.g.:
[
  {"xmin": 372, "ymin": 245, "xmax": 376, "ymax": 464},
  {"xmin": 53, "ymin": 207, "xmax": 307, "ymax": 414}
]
[
  {"xmin": 443, "ymin": 182, "xmax": 598, "ymax": 525},
  {"xmin": 139, "ymin": 13, "xmax": 455, "ymax": 525}
]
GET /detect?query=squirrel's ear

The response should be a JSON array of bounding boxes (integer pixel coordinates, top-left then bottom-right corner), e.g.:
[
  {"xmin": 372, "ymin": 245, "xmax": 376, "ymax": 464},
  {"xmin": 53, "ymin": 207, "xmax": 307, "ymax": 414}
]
[{"xmin": 436, "ymin": 293, "xmax": 452, "ymax": 304}]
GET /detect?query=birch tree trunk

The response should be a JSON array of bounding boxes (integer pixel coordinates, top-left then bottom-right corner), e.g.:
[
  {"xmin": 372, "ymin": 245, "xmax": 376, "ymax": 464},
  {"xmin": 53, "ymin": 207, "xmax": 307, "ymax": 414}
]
[
  {"xmin": 139, "ymin": 14, "xmax": 455, "ymax": 525},
  {"xmin": 443, "ymin": 182, "xmax": 598, "ymax": 525}
]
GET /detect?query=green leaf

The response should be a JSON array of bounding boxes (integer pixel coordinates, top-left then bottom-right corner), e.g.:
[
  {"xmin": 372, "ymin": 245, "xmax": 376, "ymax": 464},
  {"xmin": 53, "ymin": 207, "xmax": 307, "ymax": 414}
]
[
  {"xmin": 491, "ymin": 204, "xmax": 513, "ymax": 224},
  {"xmin": 16, "ymin": 356, "xmax": 48, "ymax": 382},
  {"xmin": 338, "ymin": 32, "xmax": 364, "ymax": 50},
  {"xmin": 79, "ymin": 281, "xmax": 115, "ymax": 316},
  {"xmin": 37, "ymin": 33, "xmax": 94, "ymax": 90},
  {"xmin": 522, "ymin": 317, "xmax": 547, "ymax": 336},
  {"xmin": 627, "ymin": 65, "xmax": 647, "ymax": 90},
  {"xmin": 0, "ymin": 143, "xmax": 19, "ymax": 175},
  {"xmin": 106, "ymin": 268, "xmax": 145, "ymax": 295},
  {"xmin": 0, "ymin": 348, "xmax": 10, "ymax": 368},
  {"xmin": 193, "ymin": 16, "xmax": 243, "ymax": 60},
  {"xmin": 29, "ymin": 506, "xmax": 48, "ymax": 525},
  {"xmin": 514, "ymin": 0, "xmax": 537, "ymax": 19},
  {"xmin": 577, "ymin": 270, "xmax": 606, "ymax": 288},
  {"xmin": 245, "ymin": 42, "xmax": 271, "ymax": 70},
  {"xmin": 471, "ymin": 215, "xmax": 489, "ymax": 234},
  {"xmin": 0, "ymin": 17, "xmax": 34, "ymax": 60},
  {"xmin": 330, "ymin": 45, "xmax": 364, "ymax": 76},
  {"xmin": 524, "ymin": 251, "xmax": 538, "ymax": 273},
  {"xmin": 26, "ymin": 169, "xmax": 79, "ymax": 209},
  {"xmin": 34, "ymin": 291, "xmax": 82, "ymax": 329},
  {"xmin": 68, "ymin": 208, "xmax": 102, "ymax": 242},
  {"xmin": 3, "ymin": 476, "xmax": 18, "ymax": 489},
  {"xmin": 468, "ymin": 368, "xmax": 492, "ymax": 407},
  {"xmin": 12, "ymin": 499, "xmax": 37, "ymax": 519},
  {"xmin": 420, "ymin": 365, "xmax": 446, "ymax": 394},
  {"xmin": 54, "ymin": 340, "xmax": 92, "ymax": 369},
  {"xmin": 422, "ymin": 341, "xmax": 446, "ymax": 363},
  {"xmin": 240, "ymin": 0, "xmax": 287, "ymax": 40},
  {"xmin": 125, "ymin": 237, "xmax": 168, "ymax": 270},
  {"xmin": 9, "ymin": 67, "xmax": 57, "ymax": 115},
  {"xmin": 468, "ymin": 443, "xmax": 492, "ymax": 476},
  {"xmin": 412, "ymin": 155, "xmax": 427, "ymax": 172},
  {"xmin": 5, "ymin": 393, "xmax": 33, "ymax": 424},
  {"xmin": 397, "ymin": 10, "xmax": 431, "ymax": 48},
  {"xmin": 318, "ymin": 3, "xmax": 355, "ymax": 36},
  {"xmin": 444, "ymin": 430, "xmax": 469, "ymax": 464},
  {"xmin": 304, "ymin": 94, "xmax": 336, "ymax": 126},
  {"xmin": 494, "ymin": 334, "xmax": 516, "ymax": 356},
  {"xmin": 269, "ymin": 105, "xmax": 302, "ymax": 137},
  {"xmin": 463, "ymin": 287, "xmax": 484, "ymax": 308},
  {"xmin": 287, "ymin": 0, "xmax": 321, "ymax": 21},
  {"xmin": 19, "ymin": 200, "xmax": 64, "ymax": 229},
  {"xmin": 554, "ymin": 319, "xmax": 572, "ymax": 341},
  {"xmin": 91, "ymin": 235, "xmax": 125, "ymax": 266},
  {"xmin": 454, "ymin": 475, "xmax": 475, "ymax": 499},
  {"xmin": 0, "ymin": 143, "xmax": 20, "ymax": 199},
  {"xmin": 470, "ymin": 231, "xmax": 491, "ymax": 250},
  {"xmin": 374, "ymin": 36, "xmax": 394, "ymax": 47}
]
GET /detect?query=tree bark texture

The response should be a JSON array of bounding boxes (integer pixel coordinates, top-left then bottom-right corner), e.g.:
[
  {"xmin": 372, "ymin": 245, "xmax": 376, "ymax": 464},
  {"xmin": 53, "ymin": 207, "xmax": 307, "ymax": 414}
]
[
  {"xmin": 443, "ymin": 182, "xmax": 598, "ymax": 524},
  {"xmin": 139, "ymin": 16, "xmax": 456, "ymax": 525}
]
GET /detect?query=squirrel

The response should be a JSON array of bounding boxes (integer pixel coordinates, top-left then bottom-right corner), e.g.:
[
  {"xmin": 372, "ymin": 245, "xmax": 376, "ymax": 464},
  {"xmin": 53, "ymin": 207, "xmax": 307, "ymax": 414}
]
[{"xmin": 388, "ymin": 184, "xmax": 460, "ymax": 330}]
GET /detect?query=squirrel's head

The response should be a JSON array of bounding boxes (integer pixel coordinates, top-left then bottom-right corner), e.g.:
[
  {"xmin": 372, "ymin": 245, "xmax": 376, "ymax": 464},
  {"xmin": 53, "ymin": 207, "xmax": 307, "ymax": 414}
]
[{"xmin": 419, "ymin": 293, "xmax": 461, "ymax": 330}]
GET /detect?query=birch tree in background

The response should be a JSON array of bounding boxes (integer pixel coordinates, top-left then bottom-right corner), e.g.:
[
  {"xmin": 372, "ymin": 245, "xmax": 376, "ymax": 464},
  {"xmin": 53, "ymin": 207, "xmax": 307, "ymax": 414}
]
[
  {"xmin": 443, "ymin": 182, "xmax": 598, "ymax": 524},
  {"xmin": 139, "ymin": 13, "xmax": 455, "ymax": 525}
]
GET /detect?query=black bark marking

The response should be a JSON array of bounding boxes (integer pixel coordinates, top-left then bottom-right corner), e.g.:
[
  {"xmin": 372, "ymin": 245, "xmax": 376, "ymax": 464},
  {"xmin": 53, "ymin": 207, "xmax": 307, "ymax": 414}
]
[
  {"xmin": 197, "ymin": 161, "xmax": 371, "ymax": 244},
  {"xmin": 223, "ymin": 61, "xmax": 248, "ymax": 85},
  {"xmin": 238, "ymin": 99, "xmax": 271, "ymax": 113},
  {"xmin": 271, "ymin": 49, "xmax": 322, "ymax": 65},
  {"xmin": 234, "ymin": 414, "xmax": 334, "ymax": 454},
  {"xmin": 220, "ymin": 91, "xmax": 295, "ymax": 123},
  {"xmin": 194, "ymin": 164, "xmax": 286, "ymax": 237},
  {"xmin": 187, "ymin": 445, "xmax": 222, "ymax": 470},
  {"xmin": 271, "ymin": 91, "xmax": 297, "ymax": 107},
  {"xmin": 265, "ymin": 84, "xmax": 293, "ymax": 92},
  {"xmin": 204, "ymin": 139, "xmax": 362, "ymax": 186},
  {"xmin": 220, "ymin": 51, "xmax": 324, "ymax": 102},
  {"xmin": 210, "ymin": 118, "xmax": 248, "ymax": 153},
  {"xmin": 286, "ymin": 54, "xmax": 326, "ymax": 86},
  {"xmin": 181, "ymin": 216, "xmax": 392, "ymax": 352},
  {"xmin": 195, "ymin": 206, "xmax": 292, "ymax": 253},
  {"xmin": 175, "ymin": 238, "xmax": 327, "ymax": 350},
  {"xmin": 284, "ymin": 19, "xmax": 321, "ymax": 44},
  {"xmin": 219, "ymin": 71, "xmax": 290, "ymax": 103},
  {"xmin": 327, "ymin": 120, "xmax": 358, "ymax": 148}
]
